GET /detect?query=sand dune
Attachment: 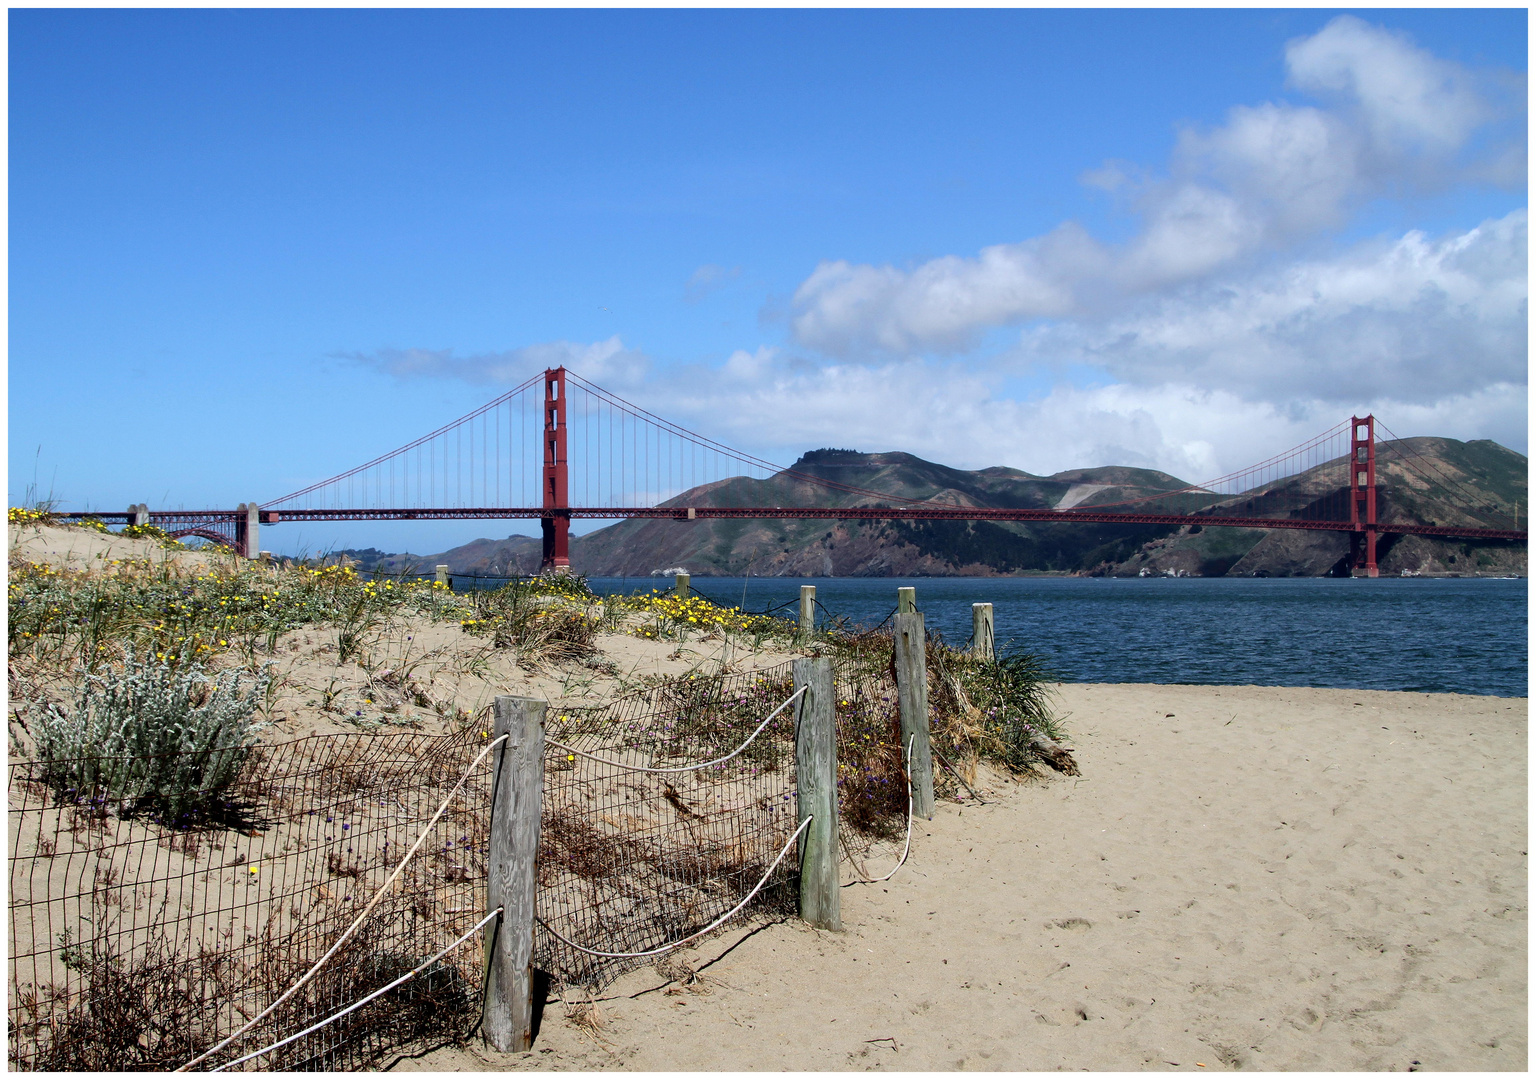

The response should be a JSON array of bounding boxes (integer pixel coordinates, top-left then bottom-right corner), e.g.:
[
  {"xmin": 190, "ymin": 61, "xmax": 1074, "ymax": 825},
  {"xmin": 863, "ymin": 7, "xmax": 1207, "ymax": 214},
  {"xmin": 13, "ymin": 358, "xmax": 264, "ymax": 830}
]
[{"xmin": 401, "ymin": 682, "xmax": 1526, "ymax": 1072}]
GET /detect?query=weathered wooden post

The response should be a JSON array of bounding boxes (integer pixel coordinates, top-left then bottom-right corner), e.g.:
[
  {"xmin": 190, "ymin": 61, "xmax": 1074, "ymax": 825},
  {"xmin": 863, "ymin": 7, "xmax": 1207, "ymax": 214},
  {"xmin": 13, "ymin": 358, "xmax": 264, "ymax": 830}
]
[
  {"xmin": 893, "ymin": 608, "xmax": 935, "ymax": 820},
  {"xmin": 436, "ymin": 564, "xmax": 450, "ymax": 588},
  {"xmin": 484, "ymin": 695, "xmax": 545, "ymax": 1052},
  {"xmin": 897, "ymin": 586, "xmax": 916, "ymax": 614},
  {"xmin": 128, "ymin": 503, "xmax": 149, "ymax": 528},
  {"xmin": 675, "ymin": 573, "xmax": 690, "ymax": 598},
  {"xmin": 793, "ymin": 657, "xmax": 839, "ymax": 931},
  {"xmin": 799, "ymin": 585, "xmax": 816, "ymax": 641},
  {"xmin": 972, "ymin": 602, "xmax": 994, "ymax": 661}
]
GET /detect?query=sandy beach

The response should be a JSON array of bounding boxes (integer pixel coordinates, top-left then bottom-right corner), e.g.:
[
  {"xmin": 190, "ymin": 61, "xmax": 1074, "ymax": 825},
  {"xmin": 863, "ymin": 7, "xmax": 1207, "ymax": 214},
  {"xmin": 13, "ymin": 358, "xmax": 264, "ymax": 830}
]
[{"xmin": 404, "ymin": 681, "xmax": 1526, "ymax": 1072}]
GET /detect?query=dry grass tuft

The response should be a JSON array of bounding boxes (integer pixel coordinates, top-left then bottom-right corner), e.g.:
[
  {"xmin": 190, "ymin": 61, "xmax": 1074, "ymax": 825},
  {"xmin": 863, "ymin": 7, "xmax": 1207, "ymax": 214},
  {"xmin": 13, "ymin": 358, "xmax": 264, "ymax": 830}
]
[
  {"xmin": 655, "ymin": 956, "xmax": 713, "ymax": 996},
  {"xmin": 560, "ymin": 986, "xmax": 609, "ymax": 1041}
]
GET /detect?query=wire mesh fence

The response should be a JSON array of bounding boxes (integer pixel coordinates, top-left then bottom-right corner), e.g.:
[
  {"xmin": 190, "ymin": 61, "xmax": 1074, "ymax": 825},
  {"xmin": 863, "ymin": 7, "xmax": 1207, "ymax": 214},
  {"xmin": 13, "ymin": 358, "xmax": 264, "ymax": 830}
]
[
  {"xmin": 8, "ymin": 728, "xmax": 495, "ymax": 1071},
  {"xmin": 832, "ymin": 663, "xmax": 911, "ymax": 878},
  {"xmin": 534, "ymin": 663, "xmax": 803, "ymax": 989},
  {"xmin": 10, "ymin": 656, "xmax": 915, "ymax": 1070}
]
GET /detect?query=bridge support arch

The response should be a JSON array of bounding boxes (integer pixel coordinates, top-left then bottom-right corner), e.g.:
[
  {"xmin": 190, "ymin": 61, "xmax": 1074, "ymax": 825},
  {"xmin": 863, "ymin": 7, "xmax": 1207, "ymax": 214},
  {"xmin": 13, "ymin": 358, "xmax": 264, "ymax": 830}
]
[{"xmin": 167, "ymin": 526, "xmax": 241, "ymax": 552}]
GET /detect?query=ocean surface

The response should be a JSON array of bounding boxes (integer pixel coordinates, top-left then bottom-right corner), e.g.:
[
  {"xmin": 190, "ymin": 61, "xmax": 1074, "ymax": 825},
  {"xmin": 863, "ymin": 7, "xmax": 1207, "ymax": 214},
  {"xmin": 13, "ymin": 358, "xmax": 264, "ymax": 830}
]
[{"xmin": 584, "ymin": 575, "xmax": 1528, "ymax": 698}]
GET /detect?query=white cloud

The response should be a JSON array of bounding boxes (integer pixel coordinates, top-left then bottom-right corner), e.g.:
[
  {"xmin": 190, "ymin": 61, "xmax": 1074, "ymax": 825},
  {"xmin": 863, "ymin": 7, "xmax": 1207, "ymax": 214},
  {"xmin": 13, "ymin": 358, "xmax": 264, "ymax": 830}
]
[
  {"xmin": 789, "ymin": 16, "xmax": 1524, "ymax": 359},
  {"xmin": 1117, "ymin": 184, "xmax": 1262, "ymax": 290},
  {"xmin": 1285, "ymin": 14, "xmax": 1490, "ymax": 156},
  {"xmin": 650, "ymin": 352, "xmax": 1527, "ymax": 482},
  {"xmin": 1012, "ymin": 211, "xmax": 1528, "ymax": 407},
  {"xmin": 791, "ymin": 223, "xmax": 1105, "ymax": 355},
  {"xmin": 721, "ymin": 345, "xmax": 778, "ymax": 380},
  {"xmin": 1170, "ymin": 103, "xmax": 1357, "ymax": 239}
]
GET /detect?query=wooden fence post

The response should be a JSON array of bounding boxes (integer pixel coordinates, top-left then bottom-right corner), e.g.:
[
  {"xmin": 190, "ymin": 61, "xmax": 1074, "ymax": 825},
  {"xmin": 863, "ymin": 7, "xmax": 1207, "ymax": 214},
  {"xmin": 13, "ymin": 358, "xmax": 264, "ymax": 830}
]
[
  {"xmin": 793, "ymin": 657, "xmax": 840, "ymax": 931},
  {"xmin": 799, "ymin": 585, "xmax": 816, "ymax": 641},
  {"xmin": 972, "ymin": 602, "xmax": 994, "ymax": 661},
  {"xmin": 675, "ymin": 573, "xmax": 690, "ymax": 598},
  {"xmin": 893, "ymin": 610, "xmax": 935, "ymax": 820},
  {"xmin": 484, "ymin": 695, "xmax": 545, "ymax": 1052},
  {"xmin": 897, "ymin": 586, "xmax": 916, "ymax": 614},
  {"xmin": 436, "ymin": 564, "xmax": 450, "ymax": 588}
]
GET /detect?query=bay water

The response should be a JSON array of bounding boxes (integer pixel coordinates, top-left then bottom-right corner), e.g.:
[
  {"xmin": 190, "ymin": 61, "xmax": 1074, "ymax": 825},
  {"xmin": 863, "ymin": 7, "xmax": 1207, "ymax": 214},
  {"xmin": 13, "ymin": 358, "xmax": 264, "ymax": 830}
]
[{"xmin": 587, "ymin": 575, "xmax": 1528, "ymax": 698}]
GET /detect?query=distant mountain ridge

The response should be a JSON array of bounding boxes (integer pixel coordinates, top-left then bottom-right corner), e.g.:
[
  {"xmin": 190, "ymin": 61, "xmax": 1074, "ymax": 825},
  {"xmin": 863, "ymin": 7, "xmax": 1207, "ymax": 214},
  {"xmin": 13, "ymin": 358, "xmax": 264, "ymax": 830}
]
[{"xmin": 339, "ymin": 437, "xmax": 1526, "ymax": 579}]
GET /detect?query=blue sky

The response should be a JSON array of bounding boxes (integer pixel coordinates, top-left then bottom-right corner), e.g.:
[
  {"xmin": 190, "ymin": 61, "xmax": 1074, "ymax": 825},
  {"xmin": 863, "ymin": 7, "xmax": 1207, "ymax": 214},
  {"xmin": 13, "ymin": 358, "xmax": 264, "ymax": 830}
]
[{"xmin": 9, "ymin": 9, "xmax": 1527, "ymax": 556}]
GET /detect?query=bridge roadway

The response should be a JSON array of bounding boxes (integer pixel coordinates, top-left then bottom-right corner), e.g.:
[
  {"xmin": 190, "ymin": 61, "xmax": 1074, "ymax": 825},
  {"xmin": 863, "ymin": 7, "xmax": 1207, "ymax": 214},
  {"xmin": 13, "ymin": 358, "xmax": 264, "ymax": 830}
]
[{"xmin": 60, "ymin": 506, "xmax": 1529, "ymax": 543}]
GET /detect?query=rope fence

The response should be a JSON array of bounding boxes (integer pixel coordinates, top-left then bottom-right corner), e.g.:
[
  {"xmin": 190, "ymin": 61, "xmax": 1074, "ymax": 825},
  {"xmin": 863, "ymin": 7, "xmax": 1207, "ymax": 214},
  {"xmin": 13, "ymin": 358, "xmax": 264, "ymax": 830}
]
[
  {"xmin": 535, "ymin": 815, "xmax": 811, "ymax": 960},
  {"xmin": 10, "ymin": 654, "xmax": 925, "ymax": 1070},
  {"xmin": 176, "ymin": 732, "xmax": 512, "ymax": 1072},
  {"xmin": 532, "ymin": 664, "xmax": 804, "ymax": 989}
]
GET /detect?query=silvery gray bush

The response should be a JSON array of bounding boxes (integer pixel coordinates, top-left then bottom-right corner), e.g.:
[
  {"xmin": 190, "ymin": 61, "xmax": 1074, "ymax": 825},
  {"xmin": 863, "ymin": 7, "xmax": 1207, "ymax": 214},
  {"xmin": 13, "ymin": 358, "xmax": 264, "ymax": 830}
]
[{"xmin": 34, "ymin": 649, "xmax": 272, "ymax": 822}]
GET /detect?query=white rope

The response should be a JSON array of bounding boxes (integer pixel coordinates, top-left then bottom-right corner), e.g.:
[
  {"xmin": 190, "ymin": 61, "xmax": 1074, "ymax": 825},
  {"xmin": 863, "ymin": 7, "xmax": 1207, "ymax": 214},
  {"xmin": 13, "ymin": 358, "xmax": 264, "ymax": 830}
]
[
  {"xmin": 546, "ymin": 685, "xmax": 806, "ymax": 774},
  {"xmin": 211, "ymin": 907, "xmax": 503, "ymax": 1072},
  {"xmin": 537, "ymin": 815, "xmax": 812, "ymax": 959},
  {"xmin": 177, "ymin": 732, "xmax": 511, "ymax": 1072},
  {"xmin": 846, "ymin": 735, "xmax": 914, "ymax": 885}
]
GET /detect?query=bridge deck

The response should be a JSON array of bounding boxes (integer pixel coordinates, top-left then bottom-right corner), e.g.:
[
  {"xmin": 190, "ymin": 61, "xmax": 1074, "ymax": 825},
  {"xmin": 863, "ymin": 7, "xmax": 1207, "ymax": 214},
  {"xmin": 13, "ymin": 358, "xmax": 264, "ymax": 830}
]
[{"xmin": 57, "ymin": 507, "xmax": 1528, "ymax": 543}]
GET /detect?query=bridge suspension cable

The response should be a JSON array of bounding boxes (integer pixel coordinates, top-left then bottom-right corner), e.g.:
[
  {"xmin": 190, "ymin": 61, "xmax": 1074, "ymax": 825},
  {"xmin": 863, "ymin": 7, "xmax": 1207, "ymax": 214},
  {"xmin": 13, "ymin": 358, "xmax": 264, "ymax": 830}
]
[
  {"xmin": 263, "ymin": 371, "xmax": 547, "ymax": 512},
  {"xmin": 1373, "ymin": 419, "xmax": 1524, "ymax": 532},
  {"xmin": 216, "ymin": 366, "xmax": 1525, "ymax": 570},
  {"xmin": 261, "ymin": 367, "xmax": 929, "ymax": 517},
  {"xmin": 1055, "ymin": 419, "xmax": 1357, "ymax": 521}
]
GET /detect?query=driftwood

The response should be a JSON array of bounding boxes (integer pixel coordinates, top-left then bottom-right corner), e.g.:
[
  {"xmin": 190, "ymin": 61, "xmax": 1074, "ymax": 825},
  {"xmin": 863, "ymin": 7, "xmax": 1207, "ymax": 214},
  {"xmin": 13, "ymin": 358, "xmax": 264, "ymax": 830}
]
[{"xmin": 1028, "ymin": 734, "xmax": 1080, "ymax": 776}]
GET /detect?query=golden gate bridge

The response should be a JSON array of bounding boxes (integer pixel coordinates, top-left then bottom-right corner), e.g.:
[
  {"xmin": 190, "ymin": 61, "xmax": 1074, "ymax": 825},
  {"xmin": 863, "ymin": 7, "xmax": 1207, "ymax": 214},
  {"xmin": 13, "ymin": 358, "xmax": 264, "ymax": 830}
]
[{"xmin": 60, "ymin": 367, "xmax": 1527, "ymax": 577}]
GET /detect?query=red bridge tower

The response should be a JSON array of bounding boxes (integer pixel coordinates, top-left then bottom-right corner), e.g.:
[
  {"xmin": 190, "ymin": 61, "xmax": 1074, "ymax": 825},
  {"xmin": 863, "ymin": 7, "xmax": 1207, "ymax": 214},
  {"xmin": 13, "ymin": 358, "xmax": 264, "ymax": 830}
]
[
  {"xmin": 1349, "ymin": 414, "xmax": 1378, "ymax": 577},
  {"xmin": 541, "ymin": 367, "xmax": 571, "ymax": 572}
]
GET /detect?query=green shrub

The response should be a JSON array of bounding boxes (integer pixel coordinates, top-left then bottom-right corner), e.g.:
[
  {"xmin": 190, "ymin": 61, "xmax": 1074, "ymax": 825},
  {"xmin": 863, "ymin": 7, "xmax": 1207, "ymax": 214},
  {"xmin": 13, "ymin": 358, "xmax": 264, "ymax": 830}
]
[
  {"xmin": 7, "ymin": 559, "xmax": 475, "ymax": 673},
  {"xmin": 460, "ymin": 582, "xmax": 599, "ymax": 667},
  {"xmin": 120, "ymin": 523, "xmax": 185, "ymax": 549},
  {"xmin": 956, "ymin": 649, "xmax": 1065, "ymax": 771},
  {"xmin": 33, "ymin": 649, "xmax": 272, "ymax": 823},
  {"xmin": 847, "ymin": 632, "xmax": 1066, "ymax": 779}
]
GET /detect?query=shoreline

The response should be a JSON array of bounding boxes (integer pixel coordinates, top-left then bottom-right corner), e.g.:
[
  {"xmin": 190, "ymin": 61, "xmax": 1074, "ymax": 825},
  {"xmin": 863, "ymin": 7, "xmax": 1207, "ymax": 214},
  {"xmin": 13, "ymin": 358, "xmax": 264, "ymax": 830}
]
[{"xmin": 1054, "ymin": 679, "xmax": 1530, "ymax": 699}]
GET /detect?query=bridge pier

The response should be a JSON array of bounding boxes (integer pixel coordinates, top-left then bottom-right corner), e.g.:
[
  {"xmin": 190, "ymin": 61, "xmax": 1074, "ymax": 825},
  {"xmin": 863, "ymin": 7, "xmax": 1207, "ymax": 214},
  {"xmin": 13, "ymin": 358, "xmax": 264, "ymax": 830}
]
[
  {"xmin": 540, "ymin": 515, "xmax": 570, "ymax": 574},
  {"xmin": 233, "ymin": 502, "xmax": 260, "ymax": 559},
  {"xmin": 1350, "ymin": 529, "xmax": 1380, "ymax": 578}
]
